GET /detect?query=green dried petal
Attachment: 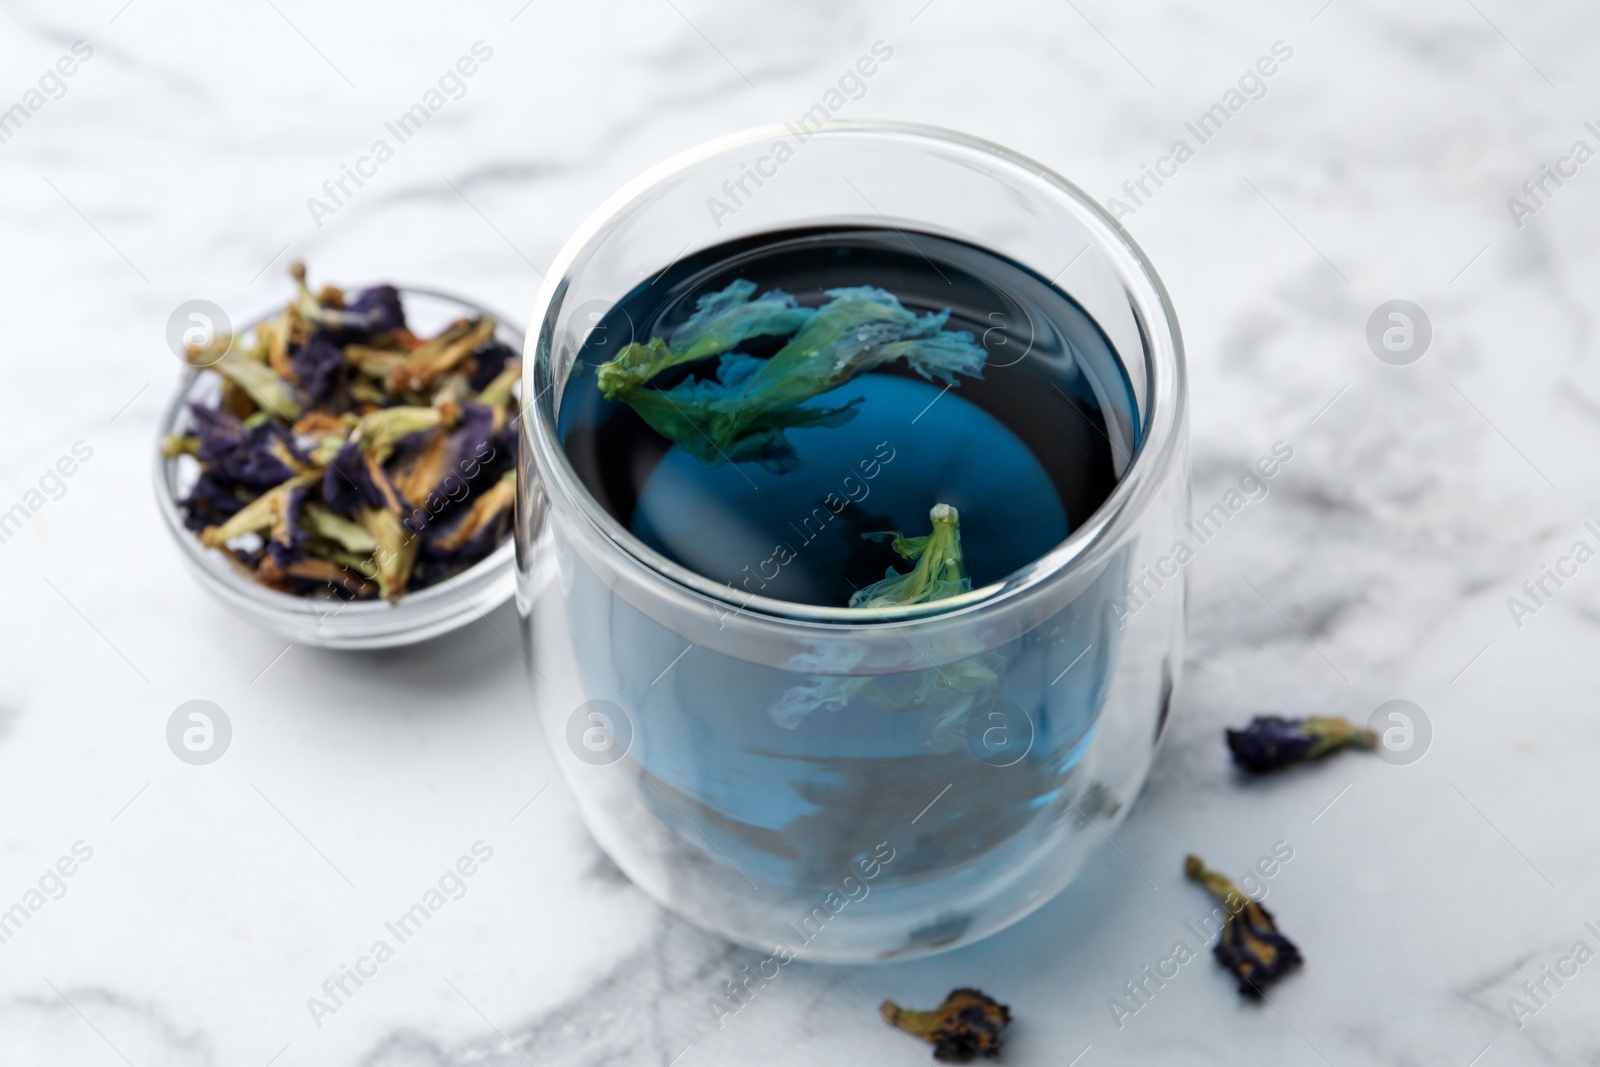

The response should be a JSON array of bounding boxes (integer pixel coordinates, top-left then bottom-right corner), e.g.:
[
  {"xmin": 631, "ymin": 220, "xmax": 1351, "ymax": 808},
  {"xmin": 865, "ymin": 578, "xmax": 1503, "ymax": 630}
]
[
  {"xmin": 358, "ymin": 506, "xmax": 419, "ymax": 602},
  {"xmin": 388, "ymin": 318, "xmax": 496, "ymax": 393},
  {"xmin": 595, "ymin": 283, "xmax": 984, "ymax": 468},
  {"xmin": 215, "ymin": 351, "xmax": 302, "ymax": 421},
  {"xmin": 301, "ymin": 503, "xmax": 378, "ymax": 554},
  {"xmin": 595, "ymin": 280, "xmax": 813, "ymax": 398},
  {"xmin": 1302, "ymin": 716, "xmax": 1378, "ymax": 758},
  {"xmin": 354, "ymin": 403, "xmax": 455, "ymax": 465},
  {"xmin": 162, "ymin": 434, "xmax": 200, "ymax": 458},
  {"xmin": 343, "ymin": 344, "xmax": 407, "ymax": 379},
  {"xmin": 849, "ymin": 503, "xmax": 971, "ymax": 609}
]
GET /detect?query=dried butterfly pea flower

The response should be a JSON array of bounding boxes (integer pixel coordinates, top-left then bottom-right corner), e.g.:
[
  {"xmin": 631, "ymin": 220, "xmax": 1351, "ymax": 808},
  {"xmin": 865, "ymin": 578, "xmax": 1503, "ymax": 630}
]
[
  {"xmin": 390, "ymin": 405, "xmax": 497, "ymax": 522},
  {"xmin": 468, "ymin": 338, "xmax": 517, "ymax": 392},
  {"xmin": 353, "ymin": 402, "xmax": 460, "ymax": 465},
  {"xmin": 849, "ymin": 503, "xmax": 971, "ymax": 609},
  {"xmin": 301, "ymin": 503, "xmax": 377, "ymax": 554},
  {"xmin": 429, "ymin": 470, "xmax": 514, "ymax": 551},
  {"xmin": 266, "ymin": 483, "xmax": 312, "ymax": 567},
  {"xmin": 880, "ymin": 988, "xmax": 1011, "ymax": 1062},
  {"xmin": 173, "ymin": 263, "xmax": 518, "ymax": 604},
  {"xmin": 475, "ymin": 360, "xmax": 520, "ymax": 421},
  {"xmin": 386, "ymin": 318, "xmax": 498, "ymax": 394},
  {"xmin": 1185, "ymin": 855, "xmax": 1303, "ymax": 998},
  {"xmin": 411, "ymin": 471, "xmax": 515, "ymax": 588},
  {"xmin": 322, "ymin": 441, "xmax": 396, "ymax": 517},
  {"xmin": 214, "ymin": 351, "xmax": 303, "ymax": 421},
  {"xmin": 179, "ymin": 469, "xmax": 251, "ymax": 531},
  {"xmin": 286, "ymin": 264, "xmax": 405, "ymax": 341},
  {"xmin": 290, "ymin": 332, "xmax": 347, "ymax": 406},
  {"xmin": 198, "ymin": 470, "xmax": 322, "ymax": 549},
  {"xmin": 1225, "ymin": 715, "xmax": 1376, "ymax": 774},
  {"xmin": 343, "ymin": 284, "xmax": 405, "ymax": 337},
  {"xmin": 184, "ymin": 404, "xmax": 309, "ymax": 491}
]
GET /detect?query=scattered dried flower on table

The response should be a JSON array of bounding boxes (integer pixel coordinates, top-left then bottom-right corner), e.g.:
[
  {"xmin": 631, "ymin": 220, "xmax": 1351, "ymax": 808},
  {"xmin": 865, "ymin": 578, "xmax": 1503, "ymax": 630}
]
[
  {"xmin": 1225, "ymin": 715, "xmax": 1375, "ymax": 773},
  {"xmin": 1184, "ymin": 855, "xmax": 1303, "ymax": 998},
  {"xmin": 166, "ymin": 263, "xmax": 519, "ymax": 603},
  {"xmin": 880, "ymin": 988, "xmax": 1011, "ymax": 1061}
]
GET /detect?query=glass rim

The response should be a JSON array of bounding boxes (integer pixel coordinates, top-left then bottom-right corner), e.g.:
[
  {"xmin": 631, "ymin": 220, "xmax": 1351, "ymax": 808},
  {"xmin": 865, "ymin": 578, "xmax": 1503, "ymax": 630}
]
[{"xmin": 524, "ymin": 118, "xmax": 1187, "ymax": 629}]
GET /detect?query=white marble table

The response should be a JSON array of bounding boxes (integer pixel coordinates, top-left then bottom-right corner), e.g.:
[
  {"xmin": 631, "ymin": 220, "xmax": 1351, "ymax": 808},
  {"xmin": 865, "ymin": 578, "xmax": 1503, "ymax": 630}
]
[{"xmin": 3, "ymin": 0, "xmax": 1598, "ymax": 1063}]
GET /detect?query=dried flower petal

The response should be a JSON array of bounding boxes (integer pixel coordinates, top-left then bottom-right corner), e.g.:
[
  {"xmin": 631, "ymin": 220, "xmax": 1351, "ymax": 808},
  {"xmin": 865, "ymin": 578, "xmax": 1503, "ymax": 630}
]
[
  {"xmin": 290, "ymin": 331, "xmax": 346, "ymax": 406},
  {"xmin": 301, "ymin": 503, "xmax": 377, "ymax": 554},
  {"xmin": 344, "ymin": 284, "xmax": 406, "ymax": 336},
  {"xmin": 198, "ymin": 471, "xmax": 320, "ymax": 548},
  {"xmin": 180, "ymin": 469, "xmax": 251, "ymax": 531},
  {"xmin": 358, "ymin": 505, "xmax": 419, "ymax": 602},
  {"xmin": 880, "ymin": 988, "xmax": 1011, "ymax": 1062},
  {"xmin": 388, "ymin": 403, "xmax": 496, "ymax": 517},
  {"xmin": 387, "ymin": 317, "xmax": 497, "ymax": 394},
  {"xmin": 1185, "ymin": 855, "xmax": 1303, "ymax": 997},
  {"xmin": 214, "ymin": 351, "xmax": 302, "ymax": 421},
  {"xmin": 476, "ymin": 360, "xmax": 521, "ymax": 420},
  {"xmin": 468, "ymin": 338, "xmax": 516, "ymax": 392},
  {"xmin": 354, "ymin": 403, "xmax": 458, "ymax": 465},
  {"xmin": 1225, "ymin": 715, "xmax": 1376, "ymax": 773}
]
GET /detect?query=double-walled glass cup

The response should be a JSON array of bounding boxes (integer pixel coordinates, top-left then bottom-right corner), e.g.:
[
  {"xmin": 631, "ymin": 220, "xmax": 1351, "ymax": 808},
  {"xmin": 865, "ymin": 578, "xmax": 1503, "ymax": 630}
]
[{"xmin": 518, "ymin": 121, "xmax": 1187, "ymax": 961}]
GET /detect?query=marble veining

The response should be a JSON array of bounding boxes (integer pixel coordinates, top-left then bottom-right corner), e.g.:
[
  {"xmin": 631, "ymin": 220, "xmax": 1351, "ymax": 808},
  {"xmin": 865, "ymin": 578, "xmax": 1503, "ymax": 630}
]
[{"xmin": 3, "ymin": 0, "xmax": 1600, "ymax": 1063}]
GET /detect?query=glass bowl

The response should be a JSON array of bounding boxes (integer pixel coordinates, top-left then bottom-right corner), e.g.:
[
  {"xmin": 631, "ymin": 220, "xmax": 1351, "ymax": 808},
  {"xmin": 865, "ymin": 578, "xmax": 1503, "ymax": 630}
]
[
  {"xmin": 519, "ymin": 120, "xmax": 1188, "ymax": 961},
  {"xmin": 154, "ymin": 287, "xmax": 522, "ymax": 650}
]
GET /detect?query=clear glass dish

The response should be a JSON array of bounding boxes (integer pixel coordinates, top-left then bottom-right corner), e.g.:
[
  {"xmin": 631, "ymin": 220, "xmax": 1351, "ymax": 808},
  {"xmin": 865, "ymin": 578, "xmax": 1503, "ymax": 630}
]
[
  {"xmin": 518, "ymin": 121, "xmax": 1189, "ymax": 961},
  {"xmin": 154, "ymin": 288, "xmax": 522, "ymax": 650}
]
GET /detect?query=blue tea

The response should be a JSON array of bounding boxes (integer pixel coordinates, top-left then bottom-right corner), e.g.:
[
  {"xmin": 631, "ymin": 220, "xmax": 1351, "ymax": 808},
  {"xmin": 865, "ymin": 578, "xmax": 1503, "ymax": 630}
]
[
  {"xmin": 552, "ymin": 227, "xmax": 1143, "ymax": 956},
  {"xmin": 560, "ymin": 227, "xmax": 1135, "ymax": 608}
]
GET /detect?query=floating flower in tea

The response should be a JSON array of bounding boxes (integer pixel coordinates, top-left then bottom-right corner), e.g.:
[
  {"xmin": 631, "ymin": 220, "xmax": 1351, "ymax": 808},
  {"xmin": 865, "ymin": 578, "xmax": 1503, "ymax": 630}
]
[
  {"xmin": 595, "ymin": 281, "xmax": 987, "ymax": 472},
  {"xmin": 850, "ymin": 503, "xmax": 970, "ymax": 609}
]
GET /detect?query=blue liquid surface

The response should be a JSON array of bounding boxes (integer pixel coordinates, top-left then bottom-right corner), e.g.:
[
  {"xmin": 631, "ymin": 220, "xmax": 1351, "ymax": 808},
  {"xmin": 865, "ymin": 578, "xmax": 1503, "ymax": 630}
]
[{"xmin": 560, "ymin": 226, "xmax": 1136, "ymax": 607}]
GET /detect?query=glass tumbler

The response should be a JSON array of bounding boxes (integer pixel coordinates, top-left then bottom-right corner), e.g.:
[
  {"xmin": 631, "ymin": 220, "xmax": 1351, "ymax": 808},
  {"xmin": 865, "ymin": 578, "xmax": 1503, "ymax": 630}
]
[{"xmin": 517, "ymin": 121, "xmax": 1188, "ymax": 961}]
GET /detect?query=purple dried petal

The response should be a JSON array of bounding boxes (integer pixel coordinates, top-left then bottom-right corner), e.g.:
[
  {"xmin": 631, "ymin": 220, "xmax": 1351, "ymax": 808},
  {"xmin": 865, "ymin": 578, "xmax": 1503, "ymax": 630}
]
[
  {"xmin": 322, "ymin": 440, "xmax": 395, "ymax": 516},
  {"xmin": 388, "ymin": 403, "xmax": 500, "ymax": 535},
  {"xmin": 345, "ymin": 285, "xmax": 406, "ymax": 336},
  {"xmin": 187, "ymin": 402, "xmax": 244, "ymax": 462},
  {"xmin": 411, "ymin": 514, "xmax": 508, "ymax": 587},
  {"xmin": 1214, "ymin": 897, "xmax": 1304, "ymax": 998},
  {"xmin": 1225, "ymin": 715, "xmax": 1375, "ymax": 773},
  {"xmin": 290, "ymin": 331, "xmax": 346, "ymax": 406},
  {"xmin": 186, "ymin": 402, "xmax": 305, "ymax": 490},
  {"xmin": 1185, "ymin": 855, "xmax": 1304, "ymax": 998},
  {"xmin": 179, "ymin": 469, "xmax": 249, "ymax": 531},
  {"xmin": 453, "ymin": 402, "xmax": 499, "ymax": 475},
  {"xmin": 468, "ymin": 339, "xmax": 516, "ymax": 391}
]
